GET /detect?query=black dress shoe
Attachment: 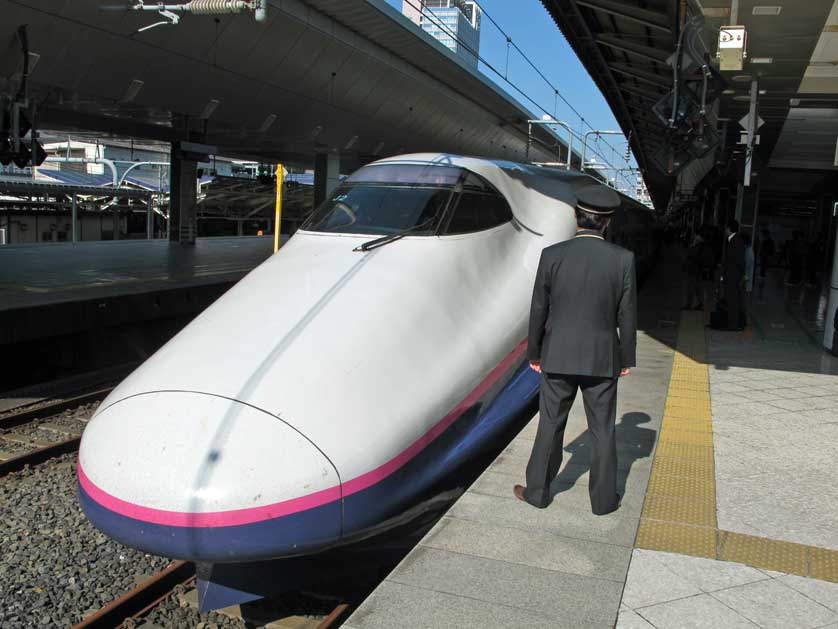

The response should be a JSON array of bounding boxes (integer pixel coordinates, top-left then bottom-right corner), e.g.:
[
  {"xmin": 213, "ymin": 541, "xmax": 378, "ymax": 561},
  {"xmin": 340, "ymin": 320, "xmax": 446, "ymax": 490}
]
[{"xmin": 513, "ymin": 484, "xmax": 550, "ymax": 508}]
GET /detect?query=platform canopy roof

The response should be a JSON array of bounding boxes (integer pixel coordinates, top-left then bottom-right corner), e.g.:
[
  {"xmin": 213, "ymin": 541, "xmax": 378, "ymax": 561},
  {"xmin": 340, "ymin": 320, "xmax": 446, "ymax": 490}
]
[
  {"xmin": 542, "ymin": 0, "xmax": 838, "ymax": 213},
  {"xmin": 0, "ymin": 0, "xmax": 568, "ymax": 171}
]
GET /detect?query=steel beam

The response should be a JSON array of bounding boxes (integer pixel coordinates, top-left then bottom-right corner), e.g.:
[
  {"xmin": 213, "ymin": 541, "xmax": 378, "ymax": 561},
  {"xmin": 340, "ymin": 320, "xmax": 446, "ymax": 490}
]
[
  {"xmin": 595, "ymin": 34, "xmax": 670, "ymax": 63},
  {"xmin": 619, "ymin": 85, "xmax": 667, "ymax": 102},
  {"xmin": 610, "ymin": 63, "xmax": 673, "ymax": 88},
  {"xmin": 576, "ymin": 0, "xmax": 671, "ymax": 32},
  {"xmin": 40, "ymin": 106, "xmax": 188, "ymax": 144}
]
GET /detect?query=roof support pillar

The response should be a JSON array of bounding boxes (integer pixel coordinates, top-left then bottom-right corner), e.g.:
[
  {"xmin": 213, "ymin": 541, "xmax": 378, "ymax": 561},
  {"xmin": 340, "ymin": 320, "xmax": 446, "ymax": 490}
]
[
  {"xmin": 743, "ymin": 79, "xmax": 759, "ymax": 187},
  {"xmin": 169, "ymin": 152, "xmax": 197, "ymax": 245},
  {"xmin": 825, "ymin": 204, "xmax": 838, "ymax": 353},
  {"xmin": 71, "ymin": 192, "xmax": 78, "ymax": 243},
  {"xmin": 146, "ymin": 194, "xmax": 153, "ymax": 239},
  {"xmin": 314, "ymin": 151, "xmax": 341, "ymax": 208}
]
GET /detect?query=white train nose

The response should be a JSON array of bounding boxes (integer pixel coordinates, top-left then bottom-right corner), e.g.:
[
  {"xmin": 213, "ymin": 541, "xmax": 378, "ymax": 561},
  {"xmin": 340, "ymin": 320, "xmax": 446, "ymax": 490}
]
[{"xmin": 78, "ymin": 391, "xmax": 342, "ymax": 561}]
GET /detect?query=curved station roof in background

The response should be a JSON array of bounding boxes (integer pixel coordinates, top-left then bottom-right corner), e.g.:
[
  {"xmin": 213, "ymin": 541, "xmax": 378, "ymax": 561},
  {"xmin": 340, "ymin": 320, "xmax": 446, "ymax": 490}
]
[
  {"xmin": 542, "ymin": 0, "xmax": 838, "ymax": 214},
  {"xmin": 0, "ymin": 0, "xmax": 566, "ymax": 171},
  {"xmin": 541, "ymin": 0, "xmax": 679, "ymax": 210}
]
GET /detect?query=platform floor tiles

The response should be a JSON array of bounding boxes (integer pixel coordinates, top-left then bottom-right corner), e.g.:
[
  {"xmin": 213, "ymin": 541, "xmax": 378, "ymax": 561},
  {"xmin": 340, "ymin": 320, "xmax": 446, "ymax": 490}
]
[
  {"xmin": 619, "ymin": 550, "xmax": 838, "ymax": 629},
  {"xmin": 343, "ymin": 326, "xmax": 675, "ymax": 629}
]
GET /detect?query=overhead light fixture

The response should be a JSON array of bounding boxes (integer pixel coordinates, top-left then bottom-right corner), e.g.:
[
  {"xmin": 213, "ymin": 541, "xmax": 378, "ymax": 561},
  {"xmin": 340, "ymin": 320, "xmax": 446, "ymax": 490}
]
[
  {"xmin": 750, "ymin": 57, "xmax": 773, "ymax": 64},
  {"xmin": 344, "ymin": 135, "xmax": 359, "ymax": 150},
  {"xmin": 759, "ymin": 89, "xmax": 768, "ymax": 94},
  {"xmin": 258, "ymin": 113, "xmax": 277, "ymax": 132},
  {"xmin": 200, "ymin": 98, "xmax": 220, "ymax": 119},
  {"xmin": 733, "ymin": 95, "xmax": 752, "ymax": 101},
  {"xmin": 732, "ymin": 74, "xmax": 753, "ymax": 82},
  {"xmin": 722, "ymin": 89, "xmax": 736, "ymax": 95},
  {"xmin": 752, "ymin": 6, "xmax": 782, "ymax": 15},
  {"xmin": 122, "ymin": 79, "xmax": 144, "ymax": 103},
  {"xmin": 373, "ymin": 141, "xmax": 385, "ymax": 154}
]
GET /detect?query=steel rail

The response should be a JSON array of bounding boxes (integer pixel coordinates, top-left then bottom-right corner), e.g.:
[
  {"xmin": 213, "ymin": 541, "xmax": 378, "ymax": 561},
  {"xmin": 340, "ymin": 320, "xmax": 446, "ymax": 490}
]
[
  {"xmin": 0, "ymin": 387, "xmax": 113, "ymax": 431},
  {"xmin": 72, "ymin": 561, "xmax": 196, "ymax": 629},
  {"xmin": 74, "ymin": 560, "xmax": 350, "ymax": 629},
  {"xmin": 0, "ymin": 435, "xmax": 82, "ymax": 477}
]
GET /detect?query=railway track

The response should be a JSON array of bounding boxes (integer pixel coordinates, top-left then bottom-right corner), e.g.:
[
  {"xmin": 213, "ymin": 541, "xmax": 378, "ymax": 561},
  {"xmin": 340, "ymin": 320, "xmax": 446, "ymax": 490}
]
[
  {"xmin": 73, "ymin": 561, "xmax": 351, "ymax": 629},
  {"xmin": 0, "ymin": 386, "xmax": 114, "ymax": 477}
]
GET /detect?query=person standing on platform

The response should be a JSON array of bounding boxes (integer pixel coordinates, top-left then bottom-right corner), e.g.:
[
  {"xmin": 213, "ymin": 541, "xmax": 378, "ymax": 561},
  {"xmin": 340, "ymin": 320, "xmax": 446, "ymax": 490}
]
[
  {"xmin": 742, "ymin": 232, "xmax": 755, "ymax": 295},
  {"xmin": 720, "ymin": 219, "xmax": 746, "ymax": 331},
  {"xmin": 513, "ymin": 185, "xmax": 637, "ymax": 516},
  {"xmin": 759, "ymin": 228, "xmax": 774, "ymax": 279}
]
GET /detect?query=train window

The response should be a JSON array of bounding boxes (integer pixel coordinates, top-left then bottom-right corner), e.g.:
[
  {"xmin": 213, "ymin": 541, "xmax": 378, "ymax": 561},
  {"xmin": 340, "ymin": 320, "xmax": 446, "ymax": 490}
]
[
  {"xmin": 301, "ymin": 164, "xmax": 462, "ymax": 236},
  {"xmin": 442, "ymin": 173, "xmax": 513, "ymax": 235}
]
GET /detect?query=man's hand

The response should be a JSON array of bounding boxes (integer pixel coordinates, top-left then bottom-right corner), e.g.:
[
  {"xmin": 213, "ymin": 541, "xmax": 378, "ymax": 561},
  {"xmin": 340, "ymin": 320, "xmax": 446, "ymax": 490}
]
[
  {"xmin": 529, "ymin": 360, "xmax": 542, "ymax": 373},
  {"xmin": 619, "ymin": 368, "xmax": 631, "ymax": 378}
]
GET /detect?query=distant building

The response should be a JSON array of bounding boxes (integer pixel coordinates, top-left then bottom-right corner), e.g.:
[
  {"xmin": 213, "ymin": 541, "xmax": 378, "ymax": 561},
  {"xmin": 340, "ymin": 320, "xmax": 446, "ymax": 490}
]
[{"xmin": 402, "ymin": 0, "xmax": 481, "ymax": 68}]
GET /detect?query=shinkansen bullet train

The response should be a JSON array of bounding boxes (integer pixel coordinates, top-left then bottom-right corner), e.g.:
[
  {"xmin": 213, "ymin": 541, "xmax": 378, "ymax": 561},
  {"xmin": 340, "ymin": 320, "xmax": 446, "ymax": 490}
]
[{"xmin": 78, "ymin": 154, "xmax": 653, "ymax": 590}]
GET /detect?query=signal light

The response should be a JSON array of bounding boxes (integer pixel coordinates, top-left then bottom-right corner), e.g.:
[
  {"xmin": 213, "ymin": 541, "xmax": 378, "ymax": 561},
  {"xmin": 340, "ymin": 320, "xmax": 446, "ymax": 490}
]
[{"xmin": 0, "ymin": 98, "xmax": 46, "ymax": 169}]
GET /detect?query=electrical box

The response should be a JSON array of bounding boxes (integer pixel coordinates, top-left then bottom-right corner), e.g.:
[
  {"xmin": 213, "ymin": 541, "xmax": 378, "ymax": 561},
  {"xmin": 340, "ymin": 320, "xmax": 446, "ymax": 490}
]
[{"xmin": 718, "ymin": 25, "xmax": 747, "ymax": 71}]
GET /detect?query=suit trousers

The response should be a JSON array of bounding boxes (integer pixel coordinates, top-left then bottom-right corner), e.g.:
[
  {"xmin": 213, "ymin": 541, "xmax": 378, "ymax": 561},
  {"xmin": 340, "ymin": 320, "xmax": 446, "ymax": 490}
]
[
  {"xmin": 723, "ymin": 279, "xmax": 743, "ymax": 329},
  {"xmin": 523, "ymin": 373, "xmax": 619, "ymax": 515}
]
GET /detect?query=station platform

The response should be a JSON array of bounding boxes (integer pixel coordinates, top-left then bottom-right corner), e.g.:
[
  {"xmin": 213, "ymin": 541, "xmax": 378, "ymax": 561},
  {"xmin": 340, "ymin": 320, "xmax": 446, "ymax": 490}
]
[
  {"xmin": 0, "ymin": 237, "xmax": 276, "ymax": 346},
  {"xmin": 344, "ymin": 249, "xmax": 838, "ymax": 629},
  {"xmin": 0, "ymin": 237, "xmax": 275, "ymax": 312}
]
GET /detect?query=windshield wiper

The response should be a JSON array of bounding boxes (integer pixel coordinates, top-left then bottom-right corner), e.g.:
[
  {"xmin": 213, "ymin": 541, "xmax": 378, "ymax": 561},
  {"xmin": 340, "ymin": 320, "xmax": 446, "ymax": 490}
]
[{"xmin": 353, "ymin": 216, "xmax": 438, "ymax": 252}]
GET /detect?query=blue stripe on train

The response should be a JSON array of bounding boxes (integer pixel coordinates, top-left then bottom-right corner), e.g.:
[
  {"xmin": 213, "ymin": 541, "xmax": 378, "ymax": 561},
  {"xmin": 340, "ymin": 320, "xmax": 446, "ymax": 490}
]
[{"xmin": 78, "ymin": 361, "xmax": 540, "ymax": 562}]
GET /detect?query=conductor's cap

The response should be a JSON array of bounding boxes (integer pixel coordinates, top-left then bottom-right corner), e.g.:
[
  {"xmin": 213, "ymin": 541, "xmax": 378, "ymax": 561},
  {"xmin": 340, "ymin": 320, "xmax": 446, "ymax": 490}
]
[{"xmin": 575, "ymin": 184, "xmax": 621, "ymax": 216}]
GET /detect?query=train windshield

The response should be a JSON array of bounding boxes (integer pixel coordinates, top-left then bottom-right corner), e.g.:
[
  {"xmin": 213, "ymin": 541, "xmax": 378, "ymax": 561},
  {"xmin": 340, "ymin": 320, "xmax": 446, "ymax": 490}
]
[{"xmin": 302, "ymin": 164, "xmax": 462, "ymax": 236}]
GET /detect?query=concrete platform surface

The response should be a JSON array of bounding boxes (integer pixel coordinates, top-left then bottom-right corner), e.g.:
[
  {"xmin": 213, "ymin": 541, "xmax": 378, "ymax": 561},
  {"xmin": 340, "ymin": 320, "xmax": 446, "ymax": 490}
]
[
  {"xmin": 0, "ymin": 237, "xmax": 276, "ymax": 312},
  {"xmin": 618, "ymin": 550, "xmax": 838, "ymax": 629},
  {"xmin": 344, "ymin": 248, "xmax": 838, "ymax": 629},
  {"xmin": 343, "ymin": 328, "xmax": 676, "ymax": 629}
]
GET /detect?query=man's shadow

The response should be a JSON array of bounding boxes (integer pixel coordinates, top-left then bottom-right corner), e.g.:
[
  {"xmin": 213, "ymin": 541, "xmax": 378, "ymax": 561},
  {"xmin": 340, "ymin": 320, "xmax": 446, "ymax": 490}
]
[{"xmin": 549, "ymin": 412, "xmax": 656, "ymax": 497}]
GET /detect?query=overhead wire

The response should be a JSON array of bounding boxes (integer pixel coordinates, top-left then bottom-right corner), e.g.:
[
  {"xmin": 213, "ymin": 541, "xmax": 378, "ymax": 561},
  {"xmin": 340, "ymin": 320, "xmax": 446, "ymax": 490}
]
[
  {"xmin": 401, "ymin": 0, "xmax": 629, "ymax": 178},
  {"xmin": 469, "ymin": 0, "xmax": 636, "ymax": 188}
]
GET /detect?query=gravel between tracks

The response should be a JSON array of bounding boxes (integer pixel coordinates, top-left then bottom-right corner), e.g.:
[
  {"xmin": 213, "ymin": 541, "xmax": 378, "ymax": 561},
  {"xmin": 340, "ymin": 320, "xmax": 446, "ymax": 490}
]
[
  {"xmin": 136, "ymin": 588, "xmax": 245, "ymax": 629},
  {"xmin": 0, "ymin": 453, "xmax": 172, "ymax": 627},
  {"xmin": 0, "ymin": 403, "xmax": 98, "ymax": 459},
  {"xmin": 12, "ymin": 403, "xmax": 98, "ymax": 440}
]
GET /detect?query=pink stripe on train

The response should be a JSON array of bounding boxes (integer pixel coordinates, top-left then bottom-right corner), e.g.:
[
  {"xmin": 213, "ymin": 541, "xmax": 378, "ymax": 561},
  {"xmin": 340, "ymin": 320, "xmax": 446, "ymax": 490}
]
[{"xmin": 78, "ymin": 338, "xmax": 528, "ymax": 528}]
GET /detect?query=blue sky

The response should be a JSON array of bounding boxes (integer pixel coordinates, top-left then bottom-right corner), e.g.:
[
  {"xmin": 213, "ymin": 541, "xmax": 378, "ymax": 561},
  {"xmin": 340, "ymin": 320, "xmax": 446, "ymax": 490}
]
[{"xmin": 383, "ymin": 0, "xmax": 636, "ymax": 184}]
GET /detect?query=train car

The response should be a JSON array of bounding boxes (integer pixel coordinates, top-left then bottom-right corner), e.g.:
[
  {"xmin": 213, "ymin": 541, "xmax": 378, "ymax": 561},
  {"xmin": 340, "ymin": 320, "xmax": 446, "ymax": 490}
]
[{"xmin": 77, "ymin": 154, "xmax": 648, "ymax": 608}]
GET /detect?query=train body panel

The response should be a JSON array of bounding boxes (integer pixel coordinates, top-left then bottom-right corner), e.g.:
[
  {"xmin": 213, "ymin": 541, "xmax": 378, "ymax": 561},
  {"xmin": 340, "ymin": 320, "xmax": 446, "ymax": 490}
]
[{"xmin": 78, "ymin": 154, "xmax": 649, "ymax": 566}]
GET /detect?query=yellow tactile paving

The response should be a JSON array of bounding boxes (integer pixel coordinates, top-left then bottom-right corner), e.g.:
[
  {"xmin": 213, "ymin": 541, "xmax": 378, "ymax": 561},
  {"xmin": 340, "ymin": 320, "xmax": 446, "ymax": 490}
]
[
  {"xmin": 643, "ymin": 494, "xmax": 717, "ymax": 527},
  {"xmin": 648, "ymin": 456, "xmax": 716, "ymax": 481},
  {"xmin": 719, "ymin": 531, "xmax": 809, "ymax": 576},
  {"xmin": 636, "ymin": 519, "xmax": 717, "ymax": 558},
  {"xmin": 653, "ymin": 443, "xmax": 715, "ymax": 465},
  {"xmin": 636, "ymin": 311, "xmax": 838, "ymax": 585},
  {"xmin": 657, "ymin": 430, "xmax": 715, "ymax": 446},
  {"xmin": 647, "ymin": 472, "xmax": 716, "ymax": 501},
  {"xmin": 664, "ymin": 406, "xmax": 712, "ymax": 418},
  {"xmin": 661, "ymin": 415, "xmax": 713, "ymax": 434},
  {"xmin": 810, "ymin": 547, "xmax": 838, "ymax": 583}
]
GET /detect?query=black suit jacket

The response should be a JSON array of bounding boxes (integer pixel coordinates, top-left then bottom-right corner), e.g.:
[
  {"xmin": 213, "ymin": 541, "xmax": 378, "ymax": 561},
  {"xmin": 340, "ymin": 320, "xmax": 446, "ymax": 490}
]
[
  {"xmin": 527, "ymin": 230, "xmax": 637, "ymax": 378},
  {"xmin": 723, "ymin": 232, "xmax": 746, "ymax": 286}
]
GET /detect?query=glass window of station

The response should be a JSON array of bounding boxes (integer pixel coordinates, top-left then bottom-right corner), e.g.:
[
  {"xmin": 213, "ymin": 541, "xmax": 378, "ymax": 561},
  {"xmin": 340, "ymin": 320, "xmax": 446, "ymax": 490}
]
[{"xmin": 302, "ymin": 164, "xmax": 512, "ymax": 237}]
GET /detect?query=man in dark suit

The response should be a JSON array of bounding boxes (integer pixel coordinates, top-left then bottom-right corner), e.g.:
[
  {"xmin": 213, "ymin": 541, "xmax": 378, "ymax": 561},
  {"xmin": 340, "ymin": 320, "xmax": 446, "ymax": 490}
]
[
  {"xmin": 721, "ymin": 219, "xmax": 746, "ymax": 331},
  {"xmin": 514, "ymin": 184, "xmax": 637, "ymax": 516}
]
